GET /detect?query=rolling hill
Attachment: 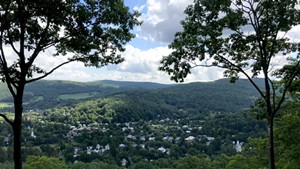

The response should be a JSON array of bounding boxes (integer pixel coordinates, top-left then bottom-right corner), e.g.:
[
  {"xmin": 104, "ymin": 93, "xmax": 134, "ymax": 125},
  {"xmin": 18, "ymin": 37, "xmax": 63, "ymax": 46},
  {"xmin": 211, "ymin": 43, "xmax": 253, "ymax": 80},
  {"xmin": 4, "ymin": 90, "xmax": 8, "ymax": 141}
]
[
  {"xmin": 0, "ymin": 78, "xmax": 264, "ymax": 120},
  {"xmin": 0, "ymin": 80, "xmax": 169, "ymax": 110}
]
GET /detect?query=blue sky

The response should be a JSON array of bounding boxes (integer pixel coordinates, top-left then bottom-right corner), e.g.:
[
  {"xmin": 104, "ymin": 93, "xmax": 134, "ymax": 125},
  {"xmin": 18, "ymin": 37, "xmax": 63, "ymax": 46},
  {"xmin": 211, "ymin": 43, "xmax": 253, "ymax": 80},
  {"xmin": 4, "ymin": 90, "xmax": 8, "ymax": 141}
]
[
  {"xmin": 39, "ymin": 0, "xmax": 300, "ymax": 84},
  {"xmin": 45, "ymin": 0, "xmax": 199, "ymax": 84}
]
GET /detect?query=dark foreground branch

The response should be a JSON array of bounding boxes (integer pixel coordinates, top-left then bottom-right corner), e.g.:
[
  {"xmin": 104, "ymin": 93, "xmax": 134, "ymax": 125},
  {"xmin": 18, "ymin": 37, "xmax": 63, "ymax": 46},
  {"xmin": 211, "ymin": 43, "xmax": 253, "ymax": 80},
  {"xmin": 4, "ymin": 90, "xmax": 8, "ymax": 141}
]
[
  {"xmin": 25, "ymin": 59, "xmax": 75, "ymax": 84},
  {"xmin": 0, "ymin": 113, "xmax": 13, "ymax": 126}
]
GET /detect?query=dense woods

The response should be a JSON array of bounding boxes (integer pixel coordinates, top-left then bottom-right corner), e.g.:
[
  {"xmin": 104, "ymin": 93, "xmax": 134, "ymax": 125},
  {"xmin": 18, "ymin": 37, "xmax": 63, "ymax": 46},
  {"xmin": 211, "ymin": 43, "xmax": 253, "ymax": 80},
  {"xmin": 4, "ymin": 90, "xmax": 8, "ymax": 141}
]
[
  {"xmin": 0, "ymin": 79, "xmax": 299, "ymax": 168},
  {"xmin": 0, "ymin": 0, "xmax": 299, "ymax": 168}
]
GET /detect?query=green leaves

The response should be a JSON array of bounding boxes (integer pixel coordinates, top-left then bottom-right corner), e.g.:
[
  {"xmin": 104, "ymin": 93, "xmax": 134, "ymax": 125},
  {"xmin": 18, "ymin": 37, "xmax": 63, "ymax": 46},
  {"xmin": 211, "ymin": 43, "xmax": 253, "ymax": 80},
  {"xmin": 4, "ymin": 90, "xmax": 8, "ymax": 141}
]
[
  {"xmin": 159, "ymin": 0, "xmax": 300, "ymax": 82},
  {"xmin": 24, "ymin": 156, "xmax": 68, "ymax": 169},
  {"xmin": 0, "ymin": 0, "xmax": 140, "ymax": 83},
  {"xmin": 159, "ymin": 2, "xmax": 300, "ymax": 169}
]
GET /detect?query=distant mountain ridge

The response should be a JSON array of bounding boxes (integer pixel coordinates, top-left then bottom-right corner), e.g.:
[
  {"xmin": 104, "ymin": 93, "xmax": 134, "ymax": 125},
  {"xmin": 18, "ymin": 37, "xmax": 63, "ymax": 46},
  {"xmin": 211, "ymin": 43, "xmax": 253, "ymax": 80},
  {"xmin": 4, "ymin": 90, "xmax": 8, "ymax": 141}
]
[
  {"xmin": 0, "ymin": 79, "xmax": 170, "ymax": 110},
  {"xmin": 103, "ymin": 78, "xmax": 264, "ymax": 122},
  {"xmin": 0, "ymin": 78, "xmax": 264, "ymax": 116}
]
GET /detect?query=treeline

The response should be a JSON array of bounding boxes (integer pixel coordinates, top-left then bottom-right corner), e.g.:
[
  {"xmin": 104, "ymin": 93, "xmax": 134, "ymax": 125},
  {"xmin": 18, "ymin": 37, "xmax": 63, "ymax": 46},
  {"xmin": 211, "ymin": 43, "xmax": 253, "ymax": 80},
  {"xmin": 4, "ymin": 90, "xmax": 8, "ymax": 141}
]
[
  {"xmin": 0, "ymin": 80, "xmax": 168, "ymax": 111},
  {"xmin": 0, "ymin": 110, "xmax": 268, "ymax": 167},
  {"xmin": 0, "ymin": 99, "xmax": 298, "ymax": 168},
  {"xmin": 38, "ymin": 79, "xmax": 263, "ymax": 124},
  {"xmin": 0, "ymin": 78, "xmax": 262, "ymax": 113}
]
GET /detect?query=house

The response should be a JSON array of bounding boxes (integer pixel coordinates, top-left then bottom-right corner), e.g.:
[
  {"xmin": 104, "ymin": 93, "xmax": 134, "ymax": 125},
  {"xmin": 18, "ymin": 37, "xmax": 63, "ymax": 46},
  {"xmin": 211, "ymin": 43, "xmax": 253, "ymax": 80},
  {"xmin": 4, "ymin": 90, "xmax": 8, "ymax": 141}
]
[
  {"xmin": 149, "ymin": 137, "xmax": 155, "ymax": 141},
  {"xmin": 87, "ymin": 146, "xmax": 93, "ymax": 154},
  {"xmin": 185, "ymin": 136, "xmax": 195, "ymax": 143},
  {"xmin": 73, "ymin": 147, "xmax": 80, "ymax": 157},
  {"xmin": 121, "ymin": 159, "xmax": 128, "ymax": 166},
  {"xmin": 140, "ymin": 136, "xmax": 146, "ymax": 141},
  {"xmin": 3, "ymin": 137, "xmax": 9, "ymax": 145},
  {"xmin": 119, "ymin": 144, "xmax": 126, "ymax": 148},
  {"xmin": 163, "ymin": 136, "xmax": 174, "ymax": 142},
  {"xmin": 127, "ymin": 134, "xmax": 136, "ymax": 140},
  {"xmin": 30, "ymin": 130, "xmax": 36, "ymax": 139},
  {"xmin": 158, "ymin": 147, "xmax": 167, "ymax": 153},
  {"xmin": 234, "ymin": 141, "xmax": 243, "ymax": 152}
]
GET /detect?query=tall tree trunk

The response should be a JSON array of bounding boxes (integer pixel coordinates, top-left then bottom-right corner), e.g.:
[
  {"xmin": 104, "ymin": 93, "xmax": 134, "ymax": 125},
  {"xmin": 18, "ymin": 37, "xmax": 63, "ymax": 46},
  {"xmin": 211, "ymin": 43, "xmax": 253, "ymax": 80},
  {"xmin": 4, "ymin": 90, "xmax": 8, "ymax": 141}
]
[
  {"xmin": 268, "ymin": 116, "xmax": 275, "ymax": 169},
  {"xmin": 13, "ymin": 87, "xmax": 24, "ymax": 169}
]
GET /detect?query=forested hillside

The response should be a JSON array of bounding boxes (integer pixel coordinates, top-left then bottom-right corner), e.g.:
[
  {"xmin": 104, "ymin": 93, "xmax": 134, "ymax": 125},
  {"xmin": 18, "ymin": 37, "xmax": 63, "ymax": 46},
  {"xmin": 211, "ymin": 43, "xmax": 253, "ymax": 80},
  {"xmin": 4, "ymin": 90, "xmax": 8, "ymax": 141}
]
[
  {"xmin": 1, "ymin": 78, "xmax": 299, "ymax": 169},
  {"xmin": 0, "ymin": 80, "xmax": 168, "ymax": 111},
  {"xmin": 41, "ymin": 79, "xmax": 258, "ymax": 122},
  {"xmin": 0, "ymin": 78, "xmax": 263, "ymax": 119}
]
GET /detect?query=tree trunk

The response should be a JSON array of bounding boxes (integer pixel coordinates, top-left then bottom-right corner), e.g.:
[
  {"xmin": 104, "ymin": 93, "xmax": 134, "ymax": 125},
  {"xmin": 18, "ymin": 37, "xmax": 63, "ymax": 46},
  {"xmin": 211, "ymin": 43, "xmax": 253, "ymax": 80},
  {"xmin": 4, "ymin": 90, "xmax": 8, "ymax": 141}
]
[
  {"xmin": 268, "ymin": 117, "xmax": 275, "ymax": 169},
  {"xmin": 13, "ymin": 91, "xmax": 24, "ymax": 169}
]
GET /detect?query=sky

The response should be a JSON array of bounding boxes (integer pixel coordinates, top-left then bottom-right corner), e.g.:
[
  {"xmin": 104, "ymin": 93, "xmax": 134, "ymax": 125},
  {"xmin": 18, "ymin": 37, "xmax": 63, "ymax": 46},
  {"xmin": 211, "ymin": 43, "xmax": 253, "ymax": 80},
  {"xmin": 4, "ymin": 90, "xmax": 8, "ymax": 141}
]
[
  {"xmin": 41, "ymin": 0, "xmax": 223, "ymax": 84},
  {"xmin": 29, "ymin": 1, "xmax": 300, "ymax": 84}
]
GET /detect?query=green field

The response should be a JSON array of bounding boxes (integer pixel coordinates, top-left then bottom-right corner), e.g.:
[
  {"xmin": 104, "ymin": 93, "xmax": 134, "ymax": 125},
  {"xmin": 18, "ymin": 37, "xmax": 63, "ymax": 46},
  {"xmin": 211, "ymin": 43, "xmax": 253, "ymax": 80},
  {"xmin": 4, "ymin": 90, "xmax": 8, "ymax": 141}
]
[
  {"xmin": 57, "ymin": 92, "xmax": 98, "ymax": 100},
  {"xmin": 0, "ymin": 102, "xmax": 13, "ymax": 108}
]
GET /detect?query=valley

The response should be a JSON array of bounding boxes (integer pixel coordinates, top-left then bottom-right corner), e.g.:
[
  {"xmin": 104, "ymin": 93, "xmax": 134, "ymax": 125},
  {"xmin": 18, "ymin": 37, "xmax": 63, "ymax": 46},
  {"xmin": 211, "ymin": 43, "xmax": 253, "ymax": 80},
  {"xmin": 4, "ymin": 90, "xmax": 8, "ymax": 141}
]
[{"xmin": 0, "ymin": 78, "xmax": 288, "ymax": 168}]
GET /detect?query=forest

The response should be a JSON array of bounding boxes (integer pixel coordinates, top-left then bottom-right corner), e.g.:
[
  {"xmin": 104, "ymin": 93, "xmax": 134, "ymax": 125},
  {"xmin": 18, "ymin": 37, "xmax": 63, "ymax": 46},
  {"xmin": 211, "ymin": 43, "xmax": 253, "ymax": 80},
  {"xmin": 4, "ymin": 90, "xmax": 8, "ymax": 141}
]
[
  {"xmin": 0, "ymin": 0, "xmax": 299, "ymax": 169},
  {"xmin": 0, "ymin": 79, "xmax": 299, "ymax": 168}
]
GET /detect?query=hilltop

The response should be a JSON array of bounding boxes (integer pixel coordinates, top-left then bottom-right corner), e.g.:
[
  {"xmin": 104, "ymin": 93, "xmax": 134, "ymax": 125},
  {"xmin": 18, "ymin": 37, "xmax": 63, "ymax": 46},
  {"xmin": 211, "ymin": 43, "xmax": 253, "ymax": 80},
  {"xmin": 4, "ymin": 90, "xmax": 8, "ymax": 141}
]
[{"xmin": 1, "ymin": 78, "xmax": 264, "ymax": 121}]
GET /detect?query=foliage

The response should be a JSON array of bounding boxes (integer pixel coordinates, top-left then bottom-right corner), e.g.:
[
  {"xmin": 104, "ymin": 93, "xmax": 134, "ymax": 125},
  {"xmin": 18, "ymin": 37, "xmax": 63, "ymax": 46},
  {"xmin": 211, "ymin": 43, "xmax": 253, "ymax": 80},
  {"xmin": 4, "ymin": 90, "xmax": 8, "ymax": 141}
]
[
  {"xmin": 39, "ymin": 78, "xmax": 263, "ymax": 124},
  {"xmin": 129, "ymin": 161, "xmax": 158, "ymax": 169},
  {"xmin": 23, "ymin": 156, "xmax": 67, "ymax": 169},
  {"xmin": 0, "ymin": 0, "xmax": 140, "ymax": 168},
  {"xmin": 225, "ymin": 154, "xmax": 267, "ymax": 169},
  {"xmin": 0, "ymin": 80, "xmax": 167, "ymax": 111},
  {"xmin": 0, "ymin": 0, "xmax": 140, "ymax": 82},
  {"xmin": 275, "ymin": 102, "xmax": 300, "ymax": 169},
  {"xmin": 174, "ymin": 156, "xmax": 214, "ymax": 169},
  {"xmin": 160, "ymin": 0, "xmax": 300, "ymax": 83},
  {"xmin": 159, "ymin": 0, "xmax": 300, "ymax": 168},
  {"xmin": 69, "ymin": 161, "xmax": 121, "ymax": 169},
  {"xmin": 0, "ymin": 162, "xmax": 14, "ymax": 169}
]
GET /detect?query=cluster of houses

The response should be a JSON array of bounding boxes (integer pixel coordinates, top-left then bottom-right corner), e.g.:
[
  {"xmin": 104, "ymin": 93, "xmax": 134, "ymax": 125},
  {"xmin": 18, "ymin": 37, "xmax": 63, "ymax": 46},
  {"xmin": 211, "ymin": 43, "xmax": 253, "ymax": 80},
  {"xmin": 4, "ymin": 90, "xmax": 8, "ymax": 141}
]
[
  {"xmin": 1, "ymin": 117, "xmax": 244, "ymax": 164},
  {"xmin": 73, "ymin": 144, "xmax": 111, "ymax": 157},
  {"xmin": 61, "ymin": 119, "xmax": 244, "ymax": 159}
]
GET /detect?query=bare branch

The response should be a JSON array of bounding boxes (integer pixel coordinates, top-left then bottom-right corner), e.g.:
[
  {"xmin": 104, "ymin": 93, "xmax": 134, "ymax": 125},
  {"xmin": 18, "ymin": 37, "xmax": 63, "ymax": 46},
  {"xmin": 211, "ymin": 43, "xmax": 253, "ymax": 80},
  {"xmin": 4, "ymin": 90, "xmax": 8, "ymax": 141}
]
[
  {"xmin": 218, "ymin": 54, "xmax": 266, "ymax": 100},
  {"xmin": 0, "ymin": 31, "xmax": 16, "ymax": 97},
  {"xmin": 0, "ymin": 113, "xmax": 13, "ymax": 126},
  {"xmin": 25, "ymin": 59, "xmax": 75, "ymax": 84},
  {"xmin": 274, "ymin": 60, "xmax": 300, "ymax": 115},
  {"xmin": 7, "ymin": 30, "xmax": 20, "ymax": 55},
  {"xmin": 26, "ymin": 17, "xmax": 51, "ymax": 70},
  {"xmin": 17, "ymin": 0, "xmax": 26, "ymax": 66}
]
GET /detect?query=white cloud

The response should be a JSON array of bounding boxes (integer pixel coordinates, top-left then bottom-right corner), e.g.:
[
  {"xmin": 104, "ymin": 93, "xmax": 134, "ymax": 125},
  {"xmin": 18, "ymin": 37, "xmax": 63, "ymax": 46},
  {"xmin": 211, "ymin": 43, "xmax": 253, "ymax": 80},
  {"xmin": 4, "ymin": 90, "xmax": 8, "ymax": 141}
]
[
  {"xmin": 3, "ymin": 0, "xmax": 300, "ymax": 84},
  {"xmin": 138, "ymin": 0, "xmax": 193, "ymax": 43},
  {"xmin": 36, "ymin": 44, "xmax": 225, "ymax": 84}
]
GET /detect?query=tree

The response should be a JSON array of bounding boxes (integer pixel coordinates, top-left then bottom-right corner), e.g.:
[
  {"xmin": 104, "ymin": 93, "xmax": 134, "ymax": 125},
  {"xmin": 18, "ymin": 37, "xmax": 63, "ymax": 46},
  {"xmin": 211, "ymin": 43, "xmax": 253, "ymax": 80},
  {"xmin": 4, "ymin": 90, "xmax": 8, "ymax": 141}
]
[
  {"xmin": 23, "ymin": 156, "xmax": 67, "ymax": 169},
  {"xmin": 174, "ymin": 156, "xmax": 213, "ymax": 169},
  {"xmin": 69, "ymin": 161, "xmax": 121, "ymax": 169},
  {"xmin": 159, "ymin": 0, "xmax": 300, "ymax": 169},
  {"xmin": 274, "ymin": 75, "xmax": 300, "ymax": 169},
  {"xmin": 276, "ymin": 106, "xmax": 300, "ymax": 169},
  {"xmin": 0, "ymin": 0, "xmax": 140, "ymax": 169}
]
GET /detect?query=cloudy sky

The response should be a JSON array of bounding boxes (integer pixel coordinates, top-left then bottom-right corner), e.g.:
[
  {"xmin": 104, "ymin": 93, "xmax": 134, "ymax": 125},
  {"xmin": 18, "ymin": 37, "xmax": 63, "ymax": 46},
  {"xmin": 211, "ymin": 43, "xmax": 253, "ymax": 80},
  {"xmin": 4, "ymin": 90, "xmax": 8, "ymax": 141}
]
[
  {"xmin": 40, "ymin": 0, "xmax": 223, "ymax": 84},
  {"xmin": 36, "ymin": 0, "xmax": 300, "ymax": 84}
]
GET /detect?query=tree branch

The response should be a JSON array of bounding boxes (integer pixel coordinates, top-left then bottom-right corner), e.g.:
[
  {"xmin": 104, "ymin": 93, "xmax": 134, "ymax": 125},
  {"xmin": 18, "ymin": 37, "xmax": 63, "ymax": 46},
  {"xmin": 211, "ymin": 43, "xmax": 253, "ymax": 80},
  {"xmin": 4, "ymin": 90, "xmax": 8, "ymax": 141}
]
[
  {"xmin": 268, "ymin": 77, "xmax": 276, "ymax": 113},
  {"xmin": 274, "ymin": 60, "xmax": 300, "ymax": 115},
  {"xmin": 16, "ymin": 0, "xmax": 26, "ymax": 67},
  {"xmin": 7, "ymin": 29, "xmax": 20, "ymax": 56},
  {"xmin": 218, "ymin": 55, "xmax": 266, "ymax": 100},
  {"xmin": 0, "ymin": 113, "xmax": 13, "ymax": 126},
  {"xmin": 25, "ymin": 59, "xmax": 75, "ymax": 84},
  {"xmin": 0, "ymin": 31, "xmax": 16, "ymax": 97},
  {"xmin": 26, "ymin": 16, "xmax": 51, "ymax": 70}
]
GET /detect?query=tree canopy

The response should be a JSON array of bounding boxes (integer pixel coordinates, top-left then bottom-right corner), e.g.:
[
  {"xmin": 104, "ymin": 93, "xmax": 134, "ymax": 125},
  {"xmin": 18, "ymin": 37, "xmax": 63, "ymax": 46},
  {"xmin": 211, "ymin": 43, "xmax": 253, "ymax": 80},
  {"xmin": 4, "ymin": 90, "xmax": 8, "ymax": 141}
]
[
  {"xmin": 23, "ymin": 156, "xmax": 68, "ymax": 169},
  {"xmin": 0, "ymin": 0, "xmax": 140, "ymax": 168},
  {"xmin": 0, "ymin": 0, "xmax": 140, "ymax": 85},
  {"xmin": 160, "ymin": 0, "xmax": 300, "ymax": 83},
  {"xmin": 159, "ymin": 0, "xmax": 300, "ymax": 169}
]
